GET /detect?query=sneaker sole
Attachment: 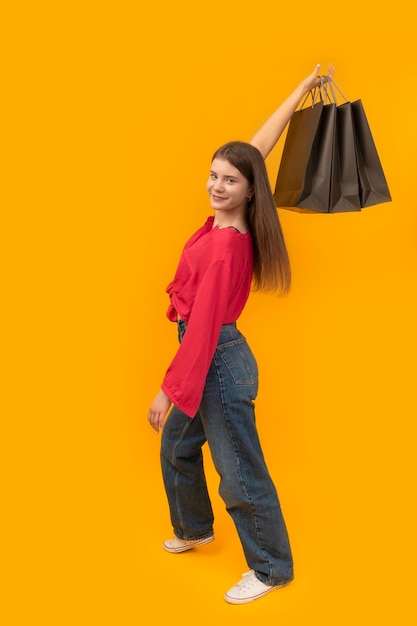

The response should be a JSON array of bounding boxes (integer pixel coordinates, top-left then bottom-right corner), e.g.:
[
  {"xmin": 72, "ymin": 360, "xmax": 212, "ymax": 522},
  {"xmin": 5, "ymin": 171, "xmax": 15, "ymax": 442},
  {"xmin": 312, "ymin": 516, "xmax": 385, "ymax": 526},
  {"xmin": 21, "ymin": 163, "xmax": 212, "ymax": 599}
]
[
  {"xmin": 224, "ymin": 580, "xmax": 290, "ymax": 605},
  {"xmin": 162, "ymin": 535, "xmax": 214, "ymax": 554}
]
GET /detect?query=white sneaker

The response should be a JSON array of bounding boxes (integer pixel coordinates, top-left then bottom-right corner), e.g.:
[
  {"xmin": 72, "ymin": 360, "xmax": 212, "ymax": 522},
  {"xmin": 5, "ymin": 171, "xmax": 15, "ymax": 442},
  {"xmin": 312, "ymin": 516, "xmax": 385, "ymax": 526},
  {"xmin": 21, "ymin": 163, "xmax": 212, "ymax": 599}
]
[
  {"xmin": 162, "ymin": 535, "xmax": 214, "ymax": 553},
  {"xmin": 224, "ymin": 569, "xmax": 289, "ymax": 604}
]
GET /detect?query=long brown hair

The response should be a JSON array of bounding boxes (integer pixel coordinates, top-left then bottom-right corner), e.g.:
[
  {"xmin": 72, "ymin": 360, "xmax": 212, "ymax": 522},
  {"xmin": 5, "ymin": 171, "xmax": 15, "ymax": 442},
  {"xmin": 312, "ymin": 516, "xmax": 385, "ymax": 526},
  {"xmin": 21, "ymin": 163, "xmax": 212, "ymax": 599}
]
[{"xmin": 212, "ymin": 141, "xmax": 291, "ymax": 294}]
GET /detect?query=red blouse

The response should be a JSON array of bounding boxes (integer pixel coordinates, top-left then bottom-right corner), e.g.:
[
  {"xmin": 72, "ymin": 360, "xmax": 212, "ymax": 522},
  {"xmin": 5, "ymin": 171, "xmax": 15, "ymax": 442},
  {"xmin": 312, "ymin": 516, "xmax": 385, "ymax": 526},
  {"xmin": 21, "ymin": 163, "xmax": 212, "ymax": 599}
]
[{"xmin": 161, "ymin": 216, "xmax": 253, "ymax": 418}]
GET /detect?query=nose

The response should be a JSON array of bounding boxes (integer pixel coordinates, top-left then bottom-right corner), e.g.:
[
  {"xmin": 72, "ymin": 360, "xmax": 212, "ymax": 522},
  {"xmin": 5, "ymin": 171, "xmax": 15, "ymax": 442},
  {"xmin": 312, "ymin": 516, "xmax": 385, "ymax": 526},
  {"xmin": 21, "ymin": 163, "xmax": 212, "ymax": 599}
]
[{"xmin": 213, "ymin": 178, "xmax": 225, "ymax": 192}]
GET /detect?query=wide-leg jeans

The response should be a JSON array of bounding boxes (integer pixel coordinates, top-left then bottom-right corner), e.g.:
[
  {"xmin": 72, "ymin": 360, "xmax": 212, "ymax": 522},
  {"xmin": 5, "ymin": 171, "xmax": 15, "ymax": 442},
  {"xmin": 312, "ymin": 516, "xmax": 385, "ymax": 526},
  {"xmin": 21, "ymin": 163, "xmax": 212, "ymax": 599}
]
[{"xmin": 160, "ymin": 320, "xmax": 294, "ymax": 586}]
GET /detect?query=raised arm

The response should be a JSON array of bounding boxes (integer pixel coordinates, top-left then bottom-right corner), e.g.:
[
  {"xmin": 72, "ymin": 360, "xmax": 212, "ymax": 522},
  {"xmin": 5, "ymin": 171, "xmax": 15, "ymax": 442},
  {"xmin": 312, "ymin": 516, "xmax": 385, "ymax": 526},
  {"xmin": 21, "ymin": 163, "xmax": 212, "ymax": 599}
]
[{"xmin": 250, "ymin": 63, "xmax": 334, "ymax": 160}]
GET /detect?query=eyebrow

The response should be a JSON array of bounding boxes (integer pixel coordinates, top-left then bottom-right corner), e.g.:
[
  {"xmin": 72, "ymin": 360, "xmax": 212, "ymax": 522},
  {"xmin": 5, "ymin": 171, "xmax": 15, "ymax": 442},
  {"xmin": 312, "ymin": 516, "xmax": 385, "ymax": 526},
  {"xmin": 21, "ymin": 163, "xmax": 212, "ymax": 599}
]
[{"xmin": 210, "ymin": 170, "xmax": 239, "ymax": 179}]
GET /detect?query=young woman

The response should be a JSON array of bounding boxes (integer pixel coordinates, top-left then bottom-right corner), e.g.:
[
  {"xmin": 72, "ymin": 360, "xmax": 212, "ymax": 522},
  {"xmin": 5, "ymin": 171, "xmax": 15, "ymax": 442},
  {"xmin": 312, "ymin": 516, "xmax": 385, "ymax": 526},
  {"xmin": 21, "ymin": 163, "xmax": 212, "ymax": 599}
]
[{"xmin": 148, "ymin": 63, "xmax": 334, "ymax": 604}]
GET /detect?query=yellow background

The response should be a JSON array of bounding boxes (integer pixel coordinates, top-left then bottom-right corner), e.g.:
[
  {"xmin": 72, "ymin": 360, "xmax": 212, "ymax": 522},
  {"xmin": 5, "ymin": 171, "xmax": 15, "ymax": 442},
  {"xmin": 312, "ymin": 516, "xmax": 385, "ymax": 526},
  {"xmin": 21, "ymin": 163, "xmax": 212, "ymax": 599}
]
[{"xmin": 3, "ymin": 1, "xmax": 416, "ymax": 624}]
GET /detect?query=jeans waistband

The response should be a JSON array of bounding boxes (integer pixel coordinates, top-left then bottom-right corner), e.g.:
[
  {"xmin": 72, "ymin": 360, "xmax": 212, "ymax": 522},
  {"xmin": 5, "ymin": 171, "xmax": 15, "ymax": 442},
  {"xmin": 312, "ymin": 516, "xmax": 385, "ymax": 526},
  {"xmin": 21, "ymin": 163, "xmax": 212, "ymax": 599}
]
[
  {"xmin": 177, "ymin": 318, "xmax": 238, "ymax": 342},
  {"xmin": 177, "ymin": 318, "xmax": 237, "ymax": 331}
]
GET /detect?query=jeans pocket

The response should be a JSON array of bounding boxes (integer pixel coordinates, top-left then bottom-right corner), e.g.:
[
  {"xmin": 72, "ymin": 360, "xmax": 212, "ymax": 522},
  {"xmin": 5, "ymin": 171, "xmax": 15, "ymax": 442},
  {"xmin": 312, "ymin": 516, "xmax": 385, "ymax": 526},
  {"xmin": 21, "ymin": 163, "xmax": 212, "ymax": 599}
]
[{"xmin": 216, "ymin": 338, "xmax": 258, "ymax": 385}]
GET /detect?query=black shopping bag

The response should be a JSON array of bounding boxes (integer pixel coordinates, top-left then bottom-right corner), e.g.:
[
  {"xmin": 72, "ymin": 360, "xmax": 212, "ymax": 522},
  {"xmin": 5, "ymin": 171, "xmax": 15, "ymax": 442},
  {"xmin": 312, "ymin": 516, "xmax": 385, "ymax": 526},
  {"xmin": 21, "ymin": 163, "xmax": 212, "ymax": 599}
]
[
  {"xmin": 329, "ymin": 100, "xmax": 362, "ymax": 213},
  {"xmin": 275, "ymin": 82, "xmax": 359, "ymax": 213},
  {"xmin": 297, "ymin": 101, "xmax": 337, "ymax": 213},
  {"xmin": 350, "ymin": 100, "xmax": 392, "ymax": 207},
  {"xmin": 275, "ymin": 79, "xmax": 391, "ymax": 213},
  {"xmin": 274, "ymin": 92, "xmax": 333, "ymax": 213}
]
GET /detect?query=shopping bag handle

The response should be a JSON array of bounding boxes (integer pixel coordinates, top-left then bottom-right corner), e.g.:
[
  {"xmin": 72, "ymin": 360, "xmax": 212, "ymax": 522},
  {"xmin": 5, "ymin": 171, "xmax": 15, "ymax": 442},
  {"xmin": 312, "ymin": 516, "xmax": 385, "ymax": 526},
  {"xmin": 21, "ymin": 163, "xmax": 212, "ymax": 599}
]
[
  {"xmin": 321, "ymin": 78, "xmax": 348, "ymax": 105},
  {"xmin": 299, "ymin": 86, "xmax": 323, "ymax": 109},
  {"xmin": 298, "ymin": 78, "xmax": 348, "ymax": 110}
]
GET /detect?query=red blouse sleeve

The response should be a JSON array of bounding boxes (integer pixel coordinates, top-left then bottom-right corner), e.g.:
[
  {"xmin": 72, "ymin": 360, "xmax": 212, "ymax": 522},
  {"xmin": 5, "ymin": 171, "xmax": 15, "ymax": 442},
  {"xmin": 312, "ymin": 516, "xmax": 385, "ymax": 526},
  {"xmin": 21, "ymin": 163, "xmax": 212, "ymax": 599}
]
[{"xmin": 161, "ymin": 257, "xmax": 233, "ymax": 418}]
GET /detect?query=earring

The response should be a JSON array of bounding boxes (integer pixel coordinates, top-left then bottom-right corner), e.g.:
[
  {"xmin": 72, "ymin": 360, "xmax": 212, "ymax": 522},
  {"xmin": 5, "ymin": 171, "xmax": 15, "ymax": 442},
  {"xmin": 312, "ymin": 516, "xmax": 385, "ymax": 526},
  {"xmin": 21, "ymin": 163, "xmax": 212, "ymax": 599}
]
[{"xmin": 247, "ymin": 195, "xmax": 252, "ymax": 201}]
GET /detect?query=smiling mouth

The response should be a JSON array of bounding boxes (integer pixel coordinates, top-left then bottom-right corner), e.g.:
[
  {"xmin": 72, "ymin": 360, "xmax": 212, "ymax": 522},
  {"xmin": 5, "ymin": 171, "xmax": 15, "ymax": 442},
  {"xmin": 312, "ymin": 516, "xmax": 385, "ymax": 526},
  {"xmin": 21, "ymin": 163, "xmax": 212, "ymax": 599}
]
[{"xmin": 212, "ymin": 195, "xmax": 227, "ymax": 200}]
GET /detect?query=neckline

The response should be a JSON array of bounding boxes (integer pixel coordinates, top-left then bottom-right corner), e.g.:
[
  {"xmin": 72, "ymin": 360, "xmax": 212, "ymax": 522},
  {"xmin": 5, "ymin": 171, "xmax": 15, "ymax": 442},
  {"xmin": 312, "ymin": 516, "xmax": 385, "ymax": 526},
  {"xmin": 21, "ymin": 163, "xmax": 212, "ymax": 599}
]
[
  {"xmin": 213, "ymin": 224, "xmax": 248, "ymax": 235},
  {"xmin": 210, "ymin": 219, "xmax": 248, "ymax": 235}
]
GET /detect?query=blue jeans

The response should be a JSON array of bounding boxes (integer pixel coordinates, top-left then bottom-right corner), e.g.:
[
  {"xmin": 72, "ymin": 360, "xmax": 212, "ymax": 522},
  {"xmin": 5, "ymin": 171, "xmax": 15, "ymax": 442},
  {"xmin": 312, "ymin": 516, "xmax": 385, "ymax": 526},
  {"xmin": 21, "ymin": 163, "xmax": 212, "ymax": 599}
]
[{"xmin": 160, "ymin": 320, "xmax": 294, "ymax": 586}]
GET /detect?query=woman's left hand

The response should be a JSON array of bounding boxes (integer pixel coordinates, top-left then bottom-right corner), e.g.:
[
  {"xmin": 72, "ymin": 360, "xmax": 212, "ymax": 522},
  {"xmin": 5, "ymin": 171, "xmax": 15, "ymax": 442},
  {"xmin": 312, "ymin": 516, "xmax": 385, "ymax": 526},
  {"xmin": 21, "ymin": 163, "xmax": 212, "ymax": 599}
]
[
  {"xmin": 301, "ymin": 63, "xmax": 335, "ymax": 93},
  {"xmin": 148, "ymin": 389, "xmax": 172, "ymax": 433}
]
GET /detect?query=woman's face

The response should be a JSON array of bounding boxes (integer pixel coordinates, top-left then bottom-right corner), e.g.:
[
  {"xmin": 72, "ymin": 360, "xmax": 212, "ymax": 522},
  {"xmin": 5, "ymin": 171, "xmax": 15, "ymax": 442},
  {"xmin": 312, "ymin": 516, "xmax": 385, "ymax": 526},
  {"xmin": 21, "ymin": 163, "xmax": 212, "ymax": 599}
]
[{"xmin": 207, "ymin": 158, "xmax": 252, "ymax": 217}]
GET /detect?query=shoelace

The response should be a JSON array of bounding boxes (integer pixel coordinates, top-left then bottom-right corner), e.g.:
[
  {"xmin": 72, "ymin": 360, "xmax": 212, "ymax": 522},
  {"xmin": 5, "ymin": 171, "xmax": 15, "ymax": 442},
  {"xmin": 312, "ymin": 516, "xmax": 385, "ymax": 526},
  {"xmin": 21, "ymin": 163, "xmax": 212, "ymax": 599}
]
[{"xmin": 234, "ymin": 570, "xmax": 258, "ymax": 590}]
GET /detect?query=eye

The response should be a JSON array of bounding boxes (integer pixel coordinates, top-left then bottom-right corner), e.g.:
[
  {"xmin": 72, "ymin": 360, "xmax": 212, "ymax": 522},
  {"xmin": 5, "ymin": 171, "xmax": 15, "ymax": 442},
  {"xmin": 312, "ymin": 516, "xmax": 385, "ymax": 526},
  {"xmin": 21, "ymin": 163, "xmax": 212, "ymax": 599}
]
[
  {"xmin": 226, "ymin": 178, "xmax": 237, "ymax": 184},
  {"xmin": 210, "ymin": 173, "xmax": 217, "ymax": 180}
]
